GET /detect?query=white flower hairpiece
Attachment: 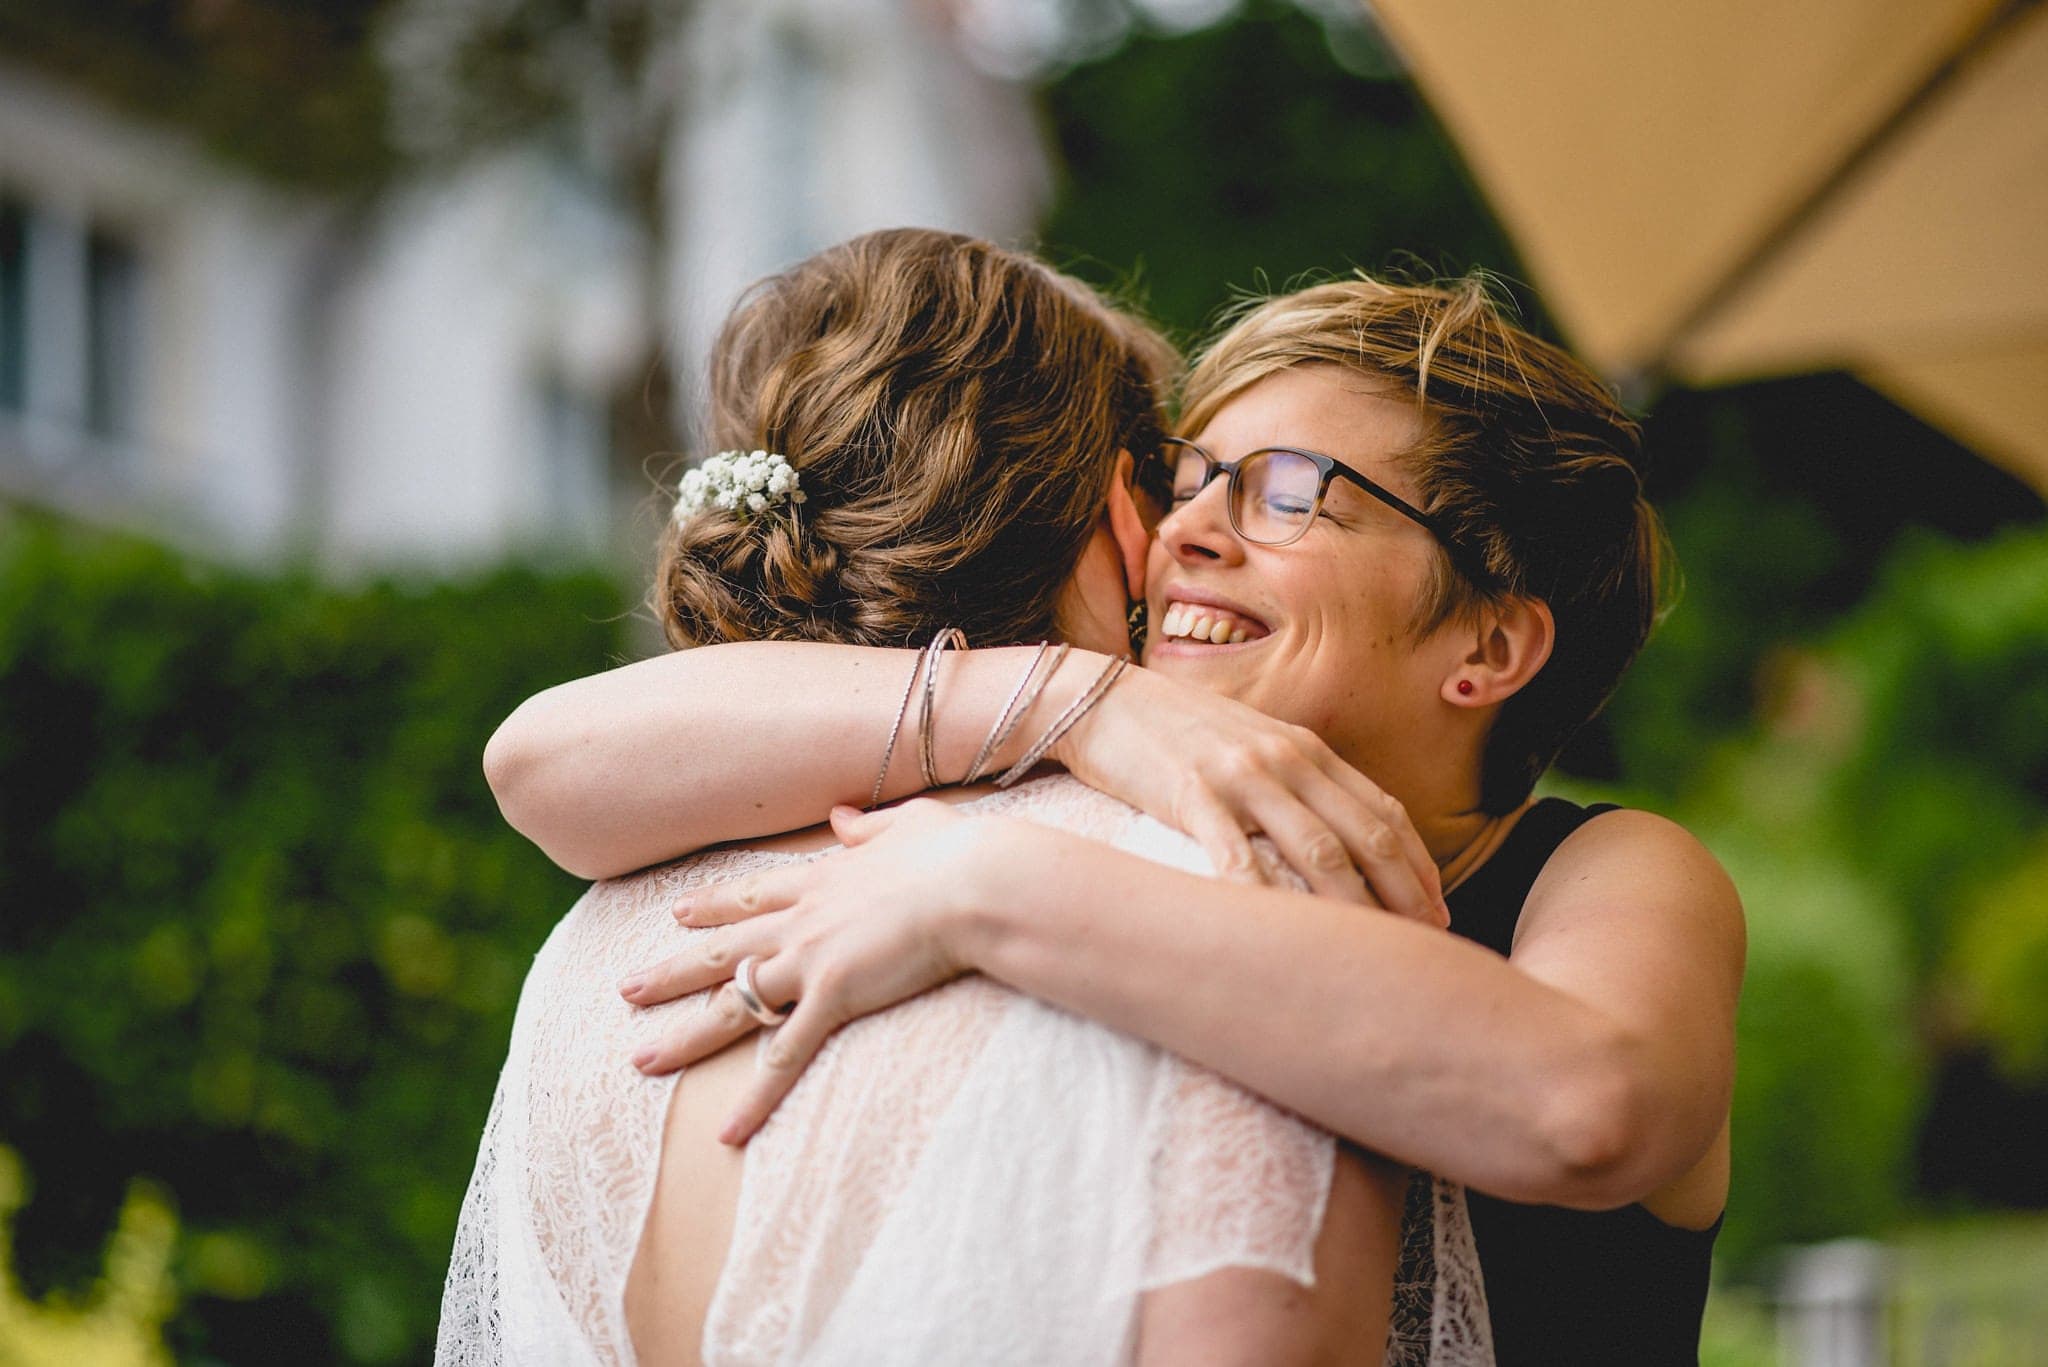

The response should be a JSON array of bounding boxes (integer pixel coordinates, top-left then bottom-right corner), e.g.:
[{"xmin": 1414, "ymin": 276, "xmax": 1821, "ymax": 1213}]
[{"xmin": 673, "ymin": 450, "xmax": 808, "ymax": 524}]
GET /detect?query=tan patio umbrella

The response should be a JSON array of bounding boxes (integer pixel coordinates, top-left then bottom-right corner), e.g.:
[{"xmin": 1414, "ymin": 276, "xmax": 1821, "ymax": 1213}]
[{"xmin": 1367, "ymin": 0, "xmax": 2048, "ymax": 490}]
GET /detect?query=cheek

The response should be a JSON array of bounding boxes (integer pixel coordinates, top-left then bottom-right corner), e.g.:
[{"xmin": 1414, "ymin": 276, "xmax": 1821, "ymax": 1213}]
[{"xmin": 1144, "ymin": 537, "xmax": 1172, "ymax": 593}]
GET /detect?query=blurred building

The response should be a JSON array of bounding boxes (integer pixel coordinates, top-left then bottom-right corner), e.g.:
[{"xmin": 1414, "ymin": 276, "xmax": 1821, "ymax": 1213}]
[
  {"xmin": 0, "ymin": 58, "xmax": 650, "ymax": 571},
  {"xmin": 0, "ymin": 0, "xmax": 1050, "ymax": 573}
]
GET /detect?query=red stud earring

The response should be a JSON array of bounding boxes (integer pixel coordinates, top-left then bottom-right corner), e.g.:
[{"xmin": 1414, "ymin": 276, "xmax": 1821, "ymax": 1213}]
[{"xmin": 1456, "ymin": 679, "xmax": 1475, "ymax": 696}]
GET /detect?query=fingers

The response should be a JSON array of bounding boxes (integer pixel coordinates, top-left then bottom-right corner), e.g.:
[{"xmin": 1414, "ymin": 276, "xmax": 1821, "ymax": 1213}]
[
  {"xmin": 632, "ymin": 981, "xmax": 759, "ymax": 1074},
  {"xmin": 832, "ymin": 797, "xmax": 954, "ymax": 849},
  {"xmin": 718, "ymin": 999, "xmax": 839, "ymax": 1144},
  {"xmin": 1309, "ymin": 759, "xmax": 1447, "ymax": 925},
  {"xmin": 1233, "ymin": 775, "xmax": 1373, "ymax": 904},
  {"xmin": 829, "ymin": 803, "xmax": 885, "ymax": 845},
  {"xmin": 620, "ymin": 917, "xmax": 785, "ymax": 1005},
  {"xmin": 676, "ymin": 867, "xmax": 804, "ymax": 927},
  {"xmin": 1174, "ymin": 783, "xmax": 1264, "ymax": 886}
]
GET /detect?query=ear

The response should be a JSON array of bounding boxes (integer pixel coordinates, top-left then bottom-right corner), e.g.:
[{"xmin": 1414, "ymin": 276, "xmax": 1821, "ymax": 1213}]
[
  {"xmin": 1106, "ymin": 450, "xmax": 1151, "ymax": 600},
  {"xmin": 1443, "ymin": 596, "xmax": 1554, "ymax": 708}
]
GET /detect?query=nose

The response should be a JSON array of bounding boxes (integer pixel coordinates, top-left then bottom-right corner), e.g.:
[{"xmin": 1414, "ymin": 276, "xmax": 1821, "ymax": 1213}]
[{"xmin": 1159, "ymin": 476, "xmax": 1245, "ymax": 568}]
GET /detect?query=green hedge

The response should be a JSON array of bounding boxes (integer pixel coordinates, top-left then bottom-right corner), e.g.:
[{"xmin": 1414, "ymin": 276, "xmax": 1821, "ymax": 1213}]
[
  {"xmin": 0, "ymin": 515, "xmax": 627, "ymax": 1365},
  {"xmin": 1664, "ymin": 524, "xmax": 2048, "ymax": 1267}
]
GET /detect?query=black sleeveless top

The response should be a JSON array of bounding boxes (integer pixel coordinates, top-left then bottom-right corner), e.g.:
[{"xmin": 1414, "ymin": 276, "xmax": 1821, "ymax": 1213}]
[{"xmin": 1445, "ymin": 797, "xmax": 1720, "ymax": 1366}]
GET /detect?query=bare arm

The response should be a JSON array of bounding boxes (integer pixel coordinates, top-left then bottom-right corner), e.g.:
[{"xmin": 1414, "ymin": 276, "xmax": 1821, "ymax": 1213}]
[
  {"xmin": 955, "ymin": 810, "xmax": 1742, "ymax": 1206},
  {"xmin": 482, "ymin": 642, "xmax": 1091, "ymax": 878},
  {"xmin": 486, "ymin": 643, "xmax": 1446, "ymax": 920},
  {"xmin": 633, "ymin": 801, "xmax": 1742, "ymax": 1209}
]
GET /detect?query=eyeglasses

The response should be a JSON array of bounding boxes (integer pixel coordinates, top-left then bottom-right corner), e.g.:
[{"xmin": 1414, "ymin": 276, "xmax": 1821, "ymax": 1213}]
[{"xmin": 1160, "ymin": 435, "xmax": 1479, "ymax": 567}]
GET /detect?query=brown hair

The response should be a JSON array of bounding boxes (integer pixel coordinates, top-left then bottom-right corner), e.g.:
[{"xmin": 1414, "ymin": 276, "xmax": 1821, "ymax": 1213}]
[
  {"xmin": 654, "ymin": 229, "xmax": 1176, "ymax": 650},
  {"xmin": 1180, "ymin": 274, "xmax": 1671, "ymax": 813}
]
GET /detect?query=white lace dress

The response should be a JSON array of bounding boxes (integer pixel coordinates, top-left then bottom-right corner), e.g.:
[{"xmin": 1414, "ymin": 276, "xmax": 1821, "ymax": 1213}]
[{"xmin": 436, "ymin": 774, "xmax": 1492, "ymax": 1366}]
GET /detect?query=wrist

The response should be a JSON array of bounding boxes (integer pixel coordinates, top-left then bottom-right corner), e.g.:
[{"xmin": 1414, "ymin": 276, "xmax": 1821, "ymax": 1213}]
[
  {"xmin": 982, "ymin": 647, "xmax": 1117, "ymax": 779},
  {"xmin": 938, "ymin": 815, "xmax": 1038, "ymax": 969},
  {"xmin": 1029, "ymin": 649, "xmax": 1124, "ymax": 773}
]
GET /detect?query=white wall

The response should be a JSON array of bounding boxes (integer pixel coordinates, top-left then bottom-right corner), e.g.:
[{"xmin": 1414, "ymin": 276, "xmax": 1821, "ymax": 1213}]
[{"xmin": 320, "ymin": 154, "xmax": 648, "ymax": 571}]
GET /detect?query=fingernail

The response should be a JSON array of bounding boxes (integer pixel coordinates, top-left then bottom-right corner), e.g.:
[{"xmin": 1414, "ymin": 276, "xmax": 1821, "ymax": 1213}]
[
  {"xmin": 718, "ymin": 1117, "xmax": 743, "ymax": 1145},
  {"xmin": 673, "ymin": 898, "xmax": 695, "ymax": 923},
  {"xmin": 619, "ymin": 975, "xmax": 645, "ymax": 998},
  {"xmin": 632, "ymin": 1047, "xmax": 657, "ymax": 1070}
]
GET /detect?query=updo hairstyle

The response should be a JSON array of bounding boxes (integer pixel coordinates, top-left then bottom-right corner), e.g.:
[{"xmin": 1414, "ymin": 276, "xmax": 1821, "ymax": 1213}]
[{"xmin": 655, "ymin": 229, "xmax": 1176, "ymax": 650}]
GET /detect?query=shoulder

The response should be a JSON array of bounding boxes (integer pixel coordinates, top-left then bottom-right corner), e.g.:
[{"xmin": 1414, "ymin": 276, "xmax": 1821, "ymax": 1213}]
[
  {"xmin": 1542, "ymin": 808, "xmax": 1741, "ymax": 910},
  {"xmin": 1514, "ymin": 806, "xmax": 1746, "ymax": 982}
]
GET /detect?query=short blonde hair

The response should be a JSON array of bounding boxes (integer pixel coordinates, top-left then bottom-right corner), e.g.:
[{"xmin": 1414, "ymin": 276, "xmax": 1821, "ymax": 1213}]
[
  {"xmin": 1182, "ymin": 275, "xmax": 1670, "ymax": 812},
  {"xmin": 656, "ymin": 229, "xmax": 1177, "ymax": 649}
]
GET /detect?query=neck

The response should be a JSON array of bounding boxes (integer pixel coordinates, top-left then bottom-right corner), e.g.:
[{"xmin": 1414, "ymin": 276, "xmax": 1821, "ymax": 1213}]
[{"xmin": 1361, "ymin": 746, "xmax": 1515, "ymax": 889}]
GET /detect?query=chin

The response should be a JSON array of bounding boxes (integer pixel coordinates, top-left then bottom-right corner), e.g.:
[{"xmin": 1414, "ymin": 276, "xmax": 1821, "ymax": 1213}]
[{"xmin": 1141, "ymin": 643, "xmax": 1255, "ymax": 697}]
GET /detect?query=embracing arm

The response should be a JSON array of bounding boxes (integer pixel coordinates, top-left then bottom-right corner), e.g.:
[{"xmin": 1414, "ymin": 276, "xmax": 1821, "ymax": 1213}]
[
  {"xmin": 483, "ymin": 642, "xmax": 1092, "ymax": 878},
  {"xmin": 642, "ymin": 801, "xmax": 1738, "ymax": 1209},
  {"xmin": 951, "ymin": 809, "xmax": 1742, "ymax": 1208},
  {"xmin": 486, "ymin": 643, "xmax": 1444, "ymax": 918}
]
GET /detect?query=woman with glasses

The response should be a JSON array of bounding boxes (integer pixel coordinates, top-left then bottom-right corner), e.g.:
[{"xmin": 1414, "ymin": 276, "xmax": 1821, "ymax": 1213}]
[{"xmin": 488, "ymin": 274, "xmax": 1743, "ymax": 1366}]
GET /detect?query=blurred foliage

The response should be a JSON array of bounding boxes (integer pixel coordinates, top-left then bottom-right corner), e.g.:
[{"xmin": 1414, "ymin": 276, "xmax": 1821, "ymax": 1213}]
[
  {"xmin": 0, "ymin": 1146, "xmax": 175, "ymax": 1366},
  {"xmin": 1643, "ymin": 524, "xmax": 2048, "ymax": 1266},
  {"xmin": 0, "ymin": 514, "xmax": 626, "ymax": 1364},
  {"xmin": 1596, "ymin": 375, "xmax": 2043, "ymax": 802},
  {"xmin": 1039, "ymin": 0, "xmax": 1537, "ymax": 344}
]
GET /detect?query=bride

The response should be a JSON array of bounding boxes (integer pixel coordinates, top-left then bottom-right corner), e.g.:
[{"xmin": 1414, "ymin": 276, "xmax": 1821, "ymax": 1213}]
[{"xmin": 436, "ymin": 229, "xmax": 1490, "ymax": 1366}]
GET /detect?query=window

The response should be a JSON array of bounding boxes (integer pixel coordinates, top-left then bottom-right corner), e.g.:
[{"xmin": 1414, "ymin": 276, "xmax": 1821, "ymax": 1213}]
[
  {"xmin": 533, "ymin": 373, "xmax": 610, "ymax": 547},
  {"xmin": 84, "ymin": 228, "xmax": 139, "ymax": 440},
  {"xmin": 0, "ymin": 197, "xmax": 24, "ymax": 414}
]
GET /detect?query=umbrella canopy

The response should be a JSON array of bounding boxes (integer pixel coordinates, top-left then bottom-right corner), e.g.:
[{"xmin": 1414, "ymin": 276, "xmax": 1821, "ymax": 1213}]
[{"xmin": 1369, "ymin": 0, "xmax": 2048, "ymax": 489}]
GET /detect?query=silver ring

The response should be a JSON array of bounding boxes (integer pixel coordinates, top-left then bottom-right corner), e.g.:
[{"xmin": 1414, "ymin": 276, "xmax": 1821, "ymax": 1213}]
[{"xmin": 732, "ymin": 955, "xmax": 793, "ymax": 1026}]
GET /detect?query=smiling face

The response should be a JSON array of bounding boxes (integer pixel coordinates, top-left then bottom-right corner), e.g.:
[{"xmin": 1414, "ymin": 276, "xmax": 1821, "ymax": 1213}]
[{"xmin": 1144, "ymin": 363, "xmax": 1471, "ymax": 784}]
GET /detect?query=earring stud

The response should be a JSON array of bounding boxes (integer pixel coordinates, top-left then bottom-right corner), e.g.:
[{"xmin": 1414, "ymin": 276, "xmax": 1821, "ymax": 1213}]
[{"xmin": 1456, "ymin": 679, "xmax": 1475, "ymax": 696}]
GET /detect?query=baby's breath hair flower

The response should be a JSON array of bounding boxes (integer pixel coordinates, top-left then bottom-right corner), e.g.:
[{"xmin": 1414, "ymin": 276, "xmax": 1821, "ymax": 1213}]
[{"xmin": 673, "ymin": 450, "xmax": 808, "ymax": 525}]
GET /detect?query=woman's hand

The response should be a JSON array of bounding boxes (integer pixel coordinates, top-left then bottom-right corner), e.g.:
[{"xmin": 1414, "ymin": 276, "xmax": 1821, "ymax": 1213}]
[
  {"xmin": 1052, "ymin": 666, "xmax": 1448, "ymax": 925},
  {"xmin": 618, "ymin": 800, "xmax": 1015, "ymax": 1143}
]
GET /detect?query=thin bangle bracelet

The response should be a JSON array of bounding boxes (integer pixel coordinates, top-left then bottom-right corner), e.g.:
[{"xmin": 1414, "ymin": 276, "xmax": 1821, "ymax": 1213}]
[
  {"xmin": 868, "ymin": 646, "xmax": 927, "ymax": 809},
  {"xmin": 963, "ymin": 642, "xmax": 1066, "ymax": 785},
  {"xmin": 994, "ymin": 655, "xmax": 1128, "ymax": 789},
  {"xmin": 918, "ymin": 628, "xmax": 970, "ymax": 791}
]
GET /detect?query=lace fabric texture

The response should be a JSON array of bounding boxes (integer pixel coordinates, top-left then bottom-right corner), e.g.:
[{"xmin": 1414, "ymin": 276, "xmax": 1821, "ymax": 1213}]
[{"xmin": 436, "ymin": 773, "xmax": 1491, "ymax": 1366}]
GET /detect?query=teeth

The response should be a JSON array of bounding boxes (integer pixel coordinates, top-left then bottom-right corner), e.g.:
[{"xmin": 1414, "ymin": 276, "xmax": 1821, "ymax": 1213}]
[{"xmin": 1159, "ymin": 600, "xmax": 1262, "ymax": 644}]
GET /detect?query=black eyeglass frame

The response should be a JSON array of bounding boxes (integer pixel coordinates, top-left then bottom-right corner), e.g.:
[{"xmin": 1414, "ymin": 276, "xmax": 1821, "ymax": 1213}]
[{"xmin": 1159, "ymin": 437, "xmax": 1489, "ymax": 581}]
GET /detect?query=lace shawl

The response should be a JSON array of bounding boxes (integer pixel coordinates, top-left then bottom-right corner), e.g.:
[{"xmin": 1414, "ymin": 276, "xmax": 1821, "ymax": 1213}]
[{"xmin": 435, "ymin": 774, "xmax": 1491, "ymax": 1365}]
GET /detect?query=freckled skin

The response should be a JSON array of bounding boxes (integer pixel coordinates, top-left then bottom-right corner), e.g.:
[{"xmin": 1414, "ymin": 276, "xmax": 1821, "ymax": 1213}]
[{"xmin": 1142, "ymin": 366, "xmax": 1474, "ymax": 804}]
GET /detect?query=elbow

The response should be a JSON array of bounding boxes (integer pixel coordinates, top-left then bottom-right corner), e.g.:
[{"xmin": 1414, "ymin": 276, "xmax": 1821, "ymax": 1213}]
[
  {"xmin": 482, "ymin": 707, "xmax": 541, "ymax": 829},
  {"xmin": 1530, "ymin": 1037, "xmax": 1663, "ymax": 1210},
  {"xmin": 481, "ymin": 705, "xmax": 612, "ymax": 881}
]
